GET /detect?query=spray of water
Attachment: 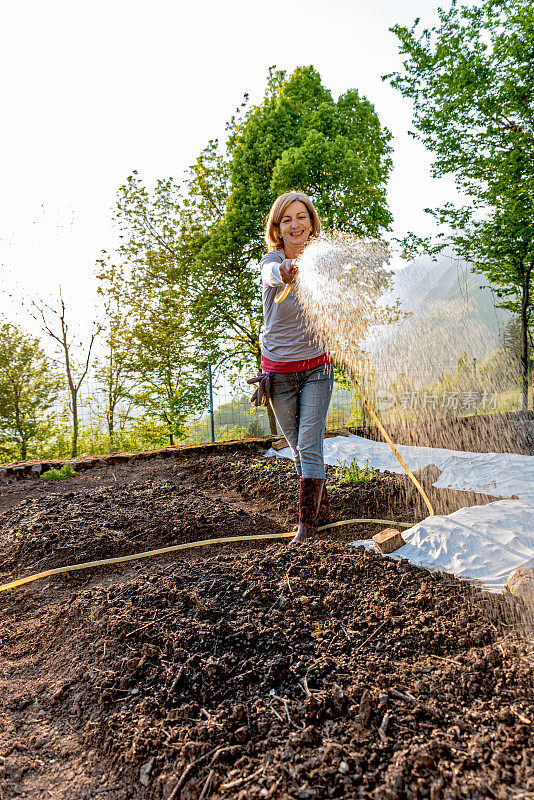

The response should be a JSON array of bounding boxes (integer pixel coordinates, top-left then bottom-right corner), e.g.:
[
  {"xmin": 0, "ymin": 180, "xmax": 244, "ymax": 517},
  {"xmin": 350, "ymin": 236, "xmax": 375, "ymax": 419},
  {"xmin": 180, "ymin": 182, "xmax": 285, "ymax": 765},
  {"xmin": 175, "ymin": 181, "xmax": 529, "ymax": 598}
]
[
  {"xmin": 296, "ymin": 236, "xmax": 522, "ymax": 440},
  {"xmin": 294, "ymin": 232, "xmax": 533, "ymax": 649},
  {"xmin": 295, "ymin": 231, "xmax": 395, "ymax": 376}
]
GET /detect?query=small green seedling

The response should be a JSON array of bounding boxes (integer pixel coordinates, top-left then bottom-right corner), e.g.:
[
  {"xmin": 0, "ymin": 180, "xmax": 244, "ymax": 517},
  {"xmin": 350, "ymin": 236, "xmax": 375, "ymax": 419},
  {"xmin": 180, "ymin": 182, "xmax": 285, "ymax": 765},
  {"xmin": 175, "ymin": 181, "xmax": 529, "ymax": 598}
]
[
  {"xmin": 252, "ymin": 459, "xmax": 274, "ymax": 470},
  {"xmin": 333, "ymin": 458, "xmax": 377, "ymax": 485},
  {"xmin": 41, "ymin": 464, "xmax": 77, "ymax": 481}
]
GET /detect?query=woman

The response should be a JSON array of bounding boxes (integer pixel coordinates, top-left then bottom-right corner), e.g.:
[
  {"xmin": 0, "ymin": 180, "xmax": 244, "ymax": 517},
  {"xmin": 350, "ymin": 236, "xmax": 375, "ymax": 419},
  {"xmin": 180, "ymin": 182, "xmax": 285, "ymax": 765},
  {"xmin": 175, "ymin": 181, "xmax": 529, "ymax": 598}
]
[{"xmin": 249, "ymin": 190, "xmax": 334, "ymax": 544}]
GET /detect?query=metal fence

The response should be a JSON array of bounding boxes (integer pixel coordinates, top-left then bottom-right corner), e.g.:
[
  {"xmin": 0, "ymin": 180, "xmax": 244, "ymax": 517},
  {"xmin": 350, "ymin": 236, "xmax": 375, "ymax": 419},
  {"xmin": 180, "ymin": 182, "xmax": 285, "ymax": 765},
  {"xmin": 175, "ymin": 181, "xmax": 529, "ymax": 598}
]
[{"xmin": 57, "ymin": 355, "xmax": 528, "ymax": 449}]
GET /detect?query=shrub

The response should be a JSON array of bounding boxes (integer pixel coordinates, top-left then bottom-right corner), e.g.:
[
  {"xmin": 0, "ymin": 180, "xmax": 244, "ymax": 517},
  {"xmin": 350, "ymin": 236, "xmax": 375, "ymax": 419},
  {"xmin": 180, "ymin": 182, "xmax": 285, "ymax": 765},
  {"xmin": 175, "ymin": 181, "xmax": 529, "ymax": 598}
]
[
  {"xmin": 333, "ymin": 458, "xmax": 377, "ymax": 485},
  {"xmin": 41, "ymin": 464, "xmax": 77, "ymax": 481}
]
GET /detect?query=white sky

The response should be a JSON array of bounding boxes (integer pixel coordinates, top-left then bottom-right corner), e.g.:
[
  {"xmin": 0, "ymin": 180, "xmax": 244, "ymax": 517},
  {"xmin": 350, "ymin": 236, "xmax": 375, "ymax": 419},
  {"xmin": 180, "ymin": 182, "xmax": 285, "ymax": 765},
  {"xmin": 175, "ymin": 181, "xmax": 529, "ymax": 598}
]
[{"xmin": 0, "ymin": 0, "xmax": 461, "ymax": 338}]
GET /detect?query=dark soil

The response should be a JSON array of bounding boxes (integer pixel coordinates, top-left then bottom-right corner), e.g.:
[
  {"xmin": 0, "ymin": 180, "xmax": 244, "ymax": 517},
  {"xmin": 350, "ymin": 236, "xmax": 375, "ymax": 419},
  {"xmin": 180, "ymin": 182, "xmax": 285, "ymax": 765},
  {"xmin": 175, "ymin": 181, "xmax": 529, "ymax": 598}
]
[{"xmin": 0, "ymin": 447, "xmax": 532, "ymax": 799}]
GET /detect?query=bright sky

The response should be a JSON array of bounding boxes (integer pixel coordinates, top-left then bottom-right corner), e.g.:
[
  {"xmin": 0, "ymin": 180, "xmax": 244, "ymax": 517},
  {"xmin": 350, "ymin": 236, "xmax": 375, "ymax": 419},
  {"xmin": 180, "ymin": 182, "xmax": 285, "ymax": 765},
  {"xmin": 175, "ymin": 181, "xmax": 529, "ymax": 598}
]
[{"xmin": 1, "ymin": 0, "xmax": 460, "ymax": 335}]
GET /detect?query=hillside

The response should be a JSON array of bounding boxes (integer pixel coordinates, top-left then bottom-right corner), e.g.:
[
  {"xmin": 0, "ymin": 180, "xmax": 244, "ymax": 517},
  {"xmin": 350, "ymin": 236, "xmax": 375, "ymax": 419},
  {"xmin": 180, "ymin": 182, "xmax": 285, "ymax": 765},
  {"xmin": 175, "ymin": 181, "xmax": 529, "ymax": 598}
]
[{"xmin": 369, "ymin": 250, "xmax": 510, "ymax": 384}]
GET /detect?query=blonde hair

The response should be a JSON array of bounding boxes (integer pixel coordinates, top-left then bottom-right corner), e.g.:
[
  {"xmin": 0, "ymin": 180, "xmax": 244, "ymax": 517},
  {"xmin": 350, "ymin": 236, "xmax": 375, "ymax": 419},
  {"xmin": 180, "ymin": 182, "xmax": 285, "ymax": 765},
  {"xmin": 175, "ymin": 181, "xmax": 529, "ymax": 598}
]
[{"xmin": 264, "ymin": 191, "xmax": 322, "ymax": 250}]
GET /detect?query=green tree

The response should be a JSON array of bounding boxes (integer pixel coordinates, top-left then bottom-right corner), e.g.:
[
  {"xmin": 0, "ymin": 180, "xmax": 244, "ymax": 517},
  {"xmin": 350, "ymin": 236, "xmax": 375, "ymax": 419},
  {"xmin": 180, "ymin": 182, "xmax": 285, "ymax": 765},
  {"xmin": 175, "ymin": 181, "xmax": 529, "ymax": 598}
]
[
  {"xmin": 185, "ymin": 66, "xmax": 393, "ymax": 368},
  {"xmin": 124, "ymin": 292, "xmax": 211, "ymax": 445},
  {"xmin": 0, "ymin": 321, "xmax": 61, "ymax": 461},
  {"xmin": 97, "ymin": 233, "xmax": 220, "ymax": 446},
  {"xmin": 386, "ymin": 0, "xmax": 534, "ymax": 410},
  {"xmin": 111, "ymin": 66, "xmax": 393, "ymax": 433},
  {"xmin": 247, "ymin": 418, "xmax": 266, "ymax": 438},
  {"xmin": 95, "ymin": 259, "xmax": 135, "ymax": 443},
  {"xmin": 501, "ymin": 314, "xmax": 533, "ymax": 365}
]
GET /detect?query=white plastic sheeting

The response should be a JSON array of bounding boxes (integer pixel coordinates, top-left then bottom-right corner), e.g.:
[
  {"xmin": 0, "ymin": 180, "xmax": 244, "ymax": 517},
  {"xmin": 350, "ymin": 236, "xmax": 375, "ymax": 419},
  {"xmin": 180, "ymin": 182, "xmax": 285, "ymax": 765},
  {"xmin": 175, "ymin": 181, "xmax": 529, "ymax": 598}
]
[
  {"xmin": 266, "ymin": 434, "xmax": 534, "ymax": 502},
  {"xmin": 353, "ymin": 499, "xmax": 534, "ymax": 592},
  {"xmin": 266, "ymin": 435, "xmax": 534, "ymax": 590}
]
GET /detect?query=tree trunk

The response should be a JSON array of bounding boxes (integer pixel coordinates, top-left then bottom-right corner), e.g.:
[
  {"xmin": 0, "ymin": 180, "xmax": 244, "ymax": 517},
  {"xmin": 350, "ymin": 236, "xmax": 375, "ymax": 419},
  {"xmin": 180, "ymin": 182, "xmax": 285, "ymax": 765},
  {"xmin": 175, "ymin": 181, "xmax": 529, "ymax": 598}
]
[
  {"xmin": 254, "ymin": 349, "xmax": 277, "ymax": 435},
  {"xmin": 267, "ymin": 402, "xmax": 278, "ymax": 435},
  {"xmin": 71, "ymin": 394, "xmax": 78, "ymax": 458},
  {"xmin": 107, "ymin": 389, "xmax": 114, "ymax": 438},
  {"xmin": 14, "ymin": 403, "xmax": 26, "ymax": 460},
  {"xmin": 35, "ymin": 293, "xmax": 98, "ymax": 460},
  {"xmin": 521, "ymin": 277, "xmax": 530, "ymax": 412}
]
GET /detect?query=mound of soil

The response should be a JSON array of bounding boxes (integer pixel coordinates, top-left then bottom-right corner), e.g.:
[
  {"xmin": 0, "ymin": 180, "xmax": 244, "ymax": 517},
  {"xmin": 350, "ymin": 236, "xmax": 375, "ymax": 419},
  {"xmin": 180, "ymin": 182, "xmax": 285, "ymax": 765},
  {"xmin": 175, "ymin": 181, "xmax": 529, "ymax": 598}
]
[
  {"xmin": 0, "ymin": 448, "xmax": 532, "ymax": 799},
  {"xmin": 184, "ymin": 454, "xmax": 498, "ymax": 531},
  {"xmin": 0, "ymin": 479, "xmax": 280, "ymax": 579}
]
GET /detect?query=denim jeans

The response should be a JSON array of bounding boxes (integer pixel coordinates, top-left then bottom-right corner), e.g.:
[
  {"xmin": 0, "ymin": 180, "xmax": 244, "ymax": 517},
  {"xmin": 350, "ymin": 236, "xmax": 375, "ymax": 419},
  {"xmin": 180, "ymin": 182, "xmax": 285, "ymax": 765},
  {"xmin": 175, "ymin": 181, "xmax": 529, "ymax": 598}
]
[{"xmin": 269, "ymin": 364, "xmax": 334, "ymax": 479}]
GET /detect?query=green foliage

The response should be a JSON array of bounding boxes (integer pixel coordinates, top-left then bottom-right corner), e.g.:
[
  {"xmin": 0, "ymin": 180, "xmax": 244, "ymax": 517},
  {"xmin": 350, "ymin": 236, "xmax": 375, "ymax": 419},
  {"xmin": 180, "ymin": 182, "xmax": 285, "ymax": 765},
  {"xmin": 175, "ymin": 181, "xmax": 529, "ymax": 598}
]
[
  {"xmin": 183, "ymin": 395, "xmax": 270, "ymax": 444},
  {"xmin": 94, "ymin": 261, "xmax": 134, "ymax": 440},
  {"xmin": 0, "ymin": 321, "xmax": 61, "ymax": 462},
  {"xmin": 97, "ymin": 243, "xmax": 218, "ymax": 447},
  {"xmin": 182, "ymin": 383, "xmax": 358, "ymax": 445},
  {"xmin": 109, "ymin": 67, "xmax": 393, "ymax": 383},
  {"xmin": 387, "ymin": 0, "xmax": 534, "ymax": 409},
  {"xmin": 41, "ymin": 464, "xmax": 77, "ymax": 481},
  {"xmin": 251, "ymin": 459, "xmax": 274, "ymax": 471},
  {"xmin": 500, "ymin": 314, "xmax": 533, "ymax": 365},
  {"xmin": 246, "ymin": 418, "xmax": 265, "ymax": 438},
  {"xmin": 382, "ymin": 349, "xmax": 521, "ymax": 421},
  {"xmin": 125, "ymin": 294, "xmax": 209, "ymax": 444},
  {"xmin": 222, "ymin": 66, "xmax": 393, "ymax": 240},
  {"xmin": 333, "ymin": 458, "xmax": 377, "ymax": 485},
  {"xmin": 185, "ymin": 67, "xmax": 393, "ymax": 373}
]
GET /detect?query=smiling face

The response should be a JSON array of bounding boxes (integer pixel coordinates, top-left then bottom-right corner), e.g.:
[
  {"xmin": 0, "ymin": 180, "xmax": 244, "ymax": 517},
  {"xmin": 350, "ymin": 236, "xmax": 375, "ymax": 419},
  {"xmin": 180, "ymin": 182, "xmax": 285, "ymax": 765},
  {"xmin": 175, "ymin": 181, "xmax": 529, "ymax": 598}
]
[{"xmin": 278, "ymin": 200, "xmax": 313, "ymax": 254}]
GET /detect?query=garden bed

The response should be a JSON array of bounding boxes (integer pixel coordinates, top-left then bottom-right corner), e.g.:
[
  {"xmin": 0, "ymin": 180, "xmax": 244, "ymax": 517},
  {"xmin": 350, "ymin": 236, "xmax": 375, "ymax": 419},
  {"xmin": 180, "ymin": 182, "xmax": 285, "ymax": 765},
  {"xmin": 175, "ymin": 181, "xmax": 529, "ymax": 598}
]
[{"xmin": 0, "ymin": 447, "xmax": 532, "ymax": 799}]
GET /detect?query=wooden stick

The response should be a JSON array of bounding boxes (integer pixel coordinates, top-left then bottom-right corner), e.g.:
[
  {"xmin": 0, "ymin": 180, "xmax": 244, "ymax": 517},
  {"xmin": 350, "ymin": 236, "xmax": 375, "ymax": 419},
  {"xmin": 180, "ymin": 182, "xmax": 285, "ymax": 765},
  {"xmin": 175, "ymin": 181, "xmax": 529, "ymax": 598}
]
[
  {"xmin": 355, "ymin": 620, "xmax": 388, "ymax": 652},
  {"xmin": 378, "ymin": 711, "xmax": 392, "ymax": 743},
  {"xmin": 269, "ymin": 703, "xmax": 285, "ymax": 723},
  {"xmin": 221, "ymin": 766, "xmax": 264, "ymax": 791},
  {"xmin": 198, "ymin": 770, "xmax": 215, "ymax": 800},
  {"xmin": 168, "ymin": 746, "xmax": 221, "ymax": 800},
  {"xmin": 271, "ymin": 695, "xmax": 304, "ymax": 730}
]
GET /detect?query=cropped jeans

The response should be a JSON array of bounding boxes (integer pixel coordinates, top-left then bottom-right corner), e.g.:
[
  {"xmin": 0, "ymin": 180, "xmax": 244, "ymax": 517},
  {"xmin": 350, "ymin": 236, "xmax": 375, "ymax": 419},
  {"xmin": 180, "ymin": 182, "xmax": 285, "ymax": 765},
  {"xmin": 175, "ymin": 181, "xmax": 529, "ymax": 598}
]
[{"xmin": 269, "ymin": 364, "xmax": 334, "ymax": 479}]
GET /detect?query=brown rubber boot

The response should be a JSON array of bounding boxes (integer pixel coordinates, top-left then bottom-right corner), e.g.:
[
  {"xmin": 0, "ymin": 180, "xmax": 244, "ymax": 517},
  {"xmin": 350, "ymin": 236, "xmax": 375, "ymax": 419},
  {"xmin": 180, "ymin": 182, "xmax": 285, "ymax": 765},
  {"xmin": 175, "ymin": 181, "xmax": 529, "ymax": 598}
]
[
  {"xmin": 291, "ymin": 483, "xmax": 330, "ymax": 532},
  {"xmin": 290, "ymin": 478, "xmax": 325, "ymax": 544},
  {"xmin": 317, "ymin": 484, "xmax": 330, "ymax": 526}
]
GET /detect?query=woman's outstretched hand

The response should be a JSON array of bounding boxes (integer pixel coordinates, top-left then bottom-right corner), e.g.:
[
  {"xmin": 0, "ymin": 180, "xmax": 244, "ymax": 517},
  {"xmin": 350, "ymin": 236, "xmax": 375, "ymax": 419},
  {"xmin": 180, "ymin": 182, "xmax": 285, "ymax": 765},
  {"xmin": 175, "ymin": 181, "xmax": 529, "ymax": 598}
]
[{"xmin": 279, "ymin": 259, "xmax": 297, "ymax": 284}]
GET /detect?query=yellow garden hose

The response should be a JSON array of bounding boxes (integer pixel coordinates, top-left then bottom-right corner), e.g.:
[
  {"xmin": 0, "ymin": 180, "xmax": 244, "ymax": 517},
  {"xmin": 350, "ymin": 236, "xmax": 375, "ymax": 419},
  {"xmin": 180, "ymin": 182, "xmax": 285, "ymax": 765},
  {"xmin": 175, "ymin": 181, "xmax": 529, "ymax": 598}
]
[
  {"xmin": 352, "ymin": 381, "xmax": 435, "ymax": 518},
  {"xmin": 0, "ymin": 518, "xmax": 414, "ymax": 593},
  {"xmin": 275, "ymin": 284, "xmax": 292, "ymax": 303}
]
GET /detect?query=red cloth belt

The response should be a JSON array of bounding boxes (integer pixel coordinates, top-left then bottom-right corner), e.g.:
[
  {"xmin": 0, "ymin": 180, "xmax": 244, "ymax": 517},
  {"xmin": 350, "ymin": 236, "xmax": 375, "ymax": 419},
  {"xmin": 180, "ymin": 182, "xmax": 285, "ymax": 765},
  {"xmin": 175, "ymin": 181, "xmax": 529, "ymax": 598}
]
[{"xmin": 260, "ymin": 352, "xmax": 332, "ymax": 373}]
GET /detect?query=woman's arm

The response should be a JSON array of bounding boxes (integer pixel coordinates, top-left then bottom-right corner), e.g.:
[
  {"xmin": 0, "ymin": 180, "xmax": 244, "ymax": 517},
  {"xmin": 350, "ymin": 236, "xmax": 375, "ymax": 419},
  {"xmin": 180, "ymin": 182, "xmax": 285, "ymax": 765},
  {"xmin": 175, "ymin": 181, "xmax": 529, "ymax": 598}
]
[{"xmin": 261, "ymin": 255, "xmax": 296, "ymax": 287}]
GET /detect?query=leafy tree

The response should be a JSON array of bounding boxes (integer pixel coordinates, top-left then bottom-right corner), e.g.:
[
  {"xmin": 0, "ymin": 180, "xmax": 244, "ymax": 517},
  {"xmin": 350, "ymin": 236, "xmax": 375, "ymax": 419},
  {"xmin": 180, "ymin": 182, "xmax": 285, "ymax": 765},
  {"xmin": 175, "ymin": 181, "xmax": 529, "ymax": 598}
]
[
  {"xmin": 94, "ymin": 260, "xmax": 135, "ymax": 442},
  {"xmin": 0, "ymin": 321, "xmax": 61, "ymax": 461},
  {"xmin": 97, "ymin": 235, "xmax": 220, "ymax": 446},
  {"xmin": 111, "ymin": 66, "xmax": 393, "ymax": 433},
  {"xmin": 185, "ymin": 67, "xmax": 393, "ymax": 367},
  {"xmin": 386, "ymin": 0, "xmax": 534, "ymax": 409},
  {"xmin": 124, "ymin": 292, "xmax": 211, "ymax": 445},
  {"xmin": 501, "ymin": 313, "xmax": 533, "ymax": 363}
]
